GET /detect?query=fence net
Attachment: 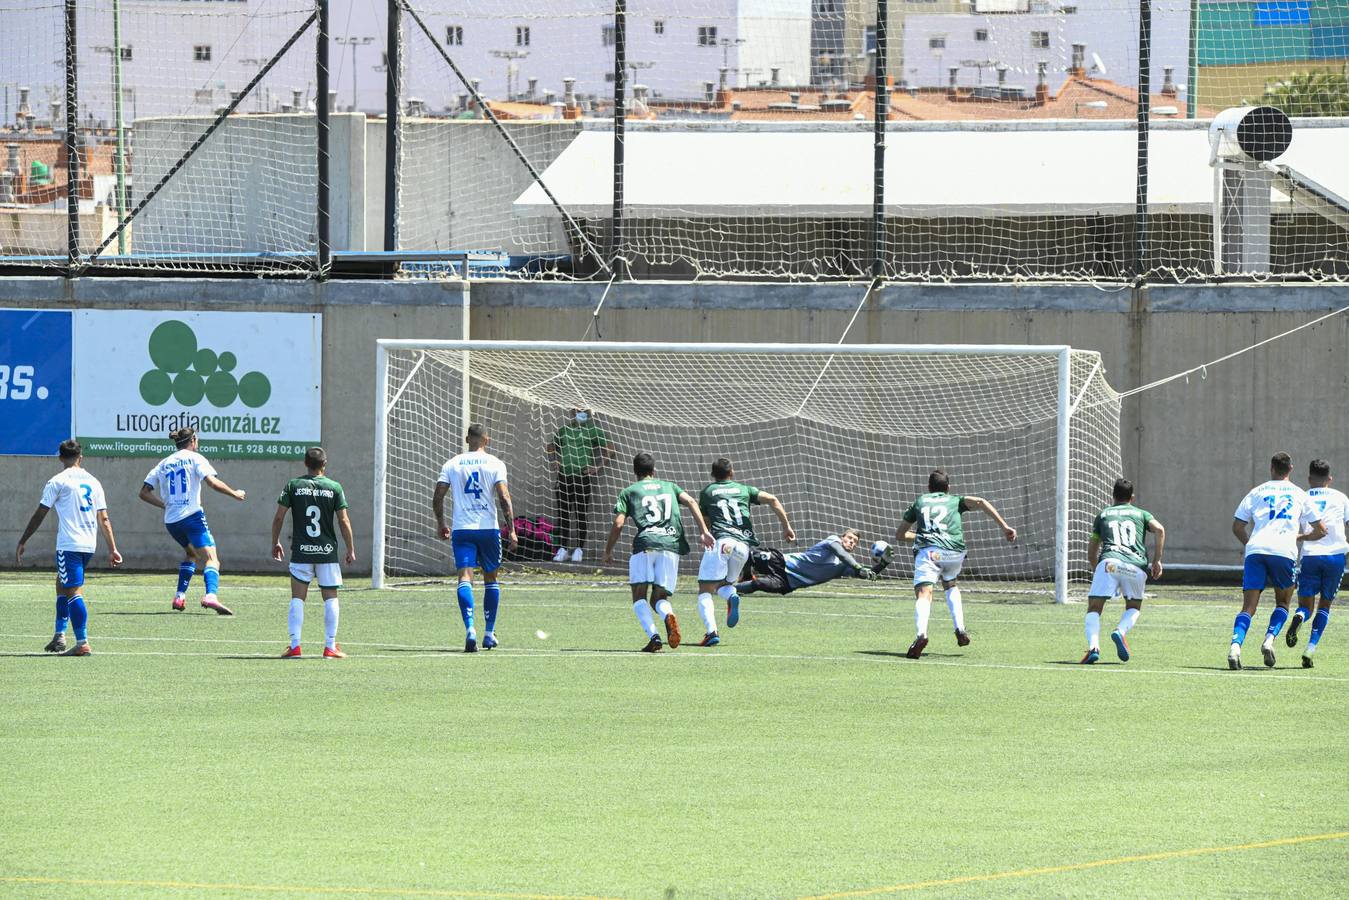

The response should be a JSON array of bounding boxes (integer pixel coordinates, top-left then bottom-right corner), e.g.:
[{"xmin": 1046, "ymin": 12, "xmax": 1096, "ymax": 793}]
[{"xmin": 2, "ymin": 1, "xmax": 1346, "ymax": 281}]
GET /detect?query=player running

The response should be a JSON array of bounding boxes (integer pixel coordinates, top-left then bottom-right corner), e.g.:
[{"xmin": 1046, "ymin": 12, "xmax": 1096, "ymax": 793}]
[
  {"xmin": 604, "ymin": 452, "xmax": 714, "ymax": 653},
  {"xmin": 16, "ymin": 440, "xmax": 122, "ymax": 656},
  {"xmin": 1229, "ymin": 451, "xmax": 1324, "ymax": 670},
  {"xmin": 1286, "ymin": 459, "xmax": 1347, "ymax": 668},
  {"xmin": 271, "ymin": 447, "xmax": 356, "ymax": 658},
  {"xmin": 695, "ymin": 457, "xmax": 796, "ymax": 645},
  {"xmin": 1080, "ymin": 478, "xmax": 1166, "ymax": 664},
  {"xmin": 433, "ymin": 423, "xmax": 518, "ymax": 653},
  {"xmin": 894, "ymin": 469, "xmax": 1016, "ymax": 659},
  {"xmin": 733, "ymin": 529, "xmax": 886, "ymax": 600},
  {"xmin": 139, "ymin": 426, "xmax": 246, "ymax": 615}
]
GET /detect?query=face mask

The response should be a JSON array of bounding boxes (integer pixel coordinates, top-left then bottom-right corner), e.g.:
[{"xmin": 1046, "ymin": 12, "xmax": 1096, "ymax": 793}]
[{"xmin": 575, "ymin": 412, "xmax": 590, "ymax": 424}]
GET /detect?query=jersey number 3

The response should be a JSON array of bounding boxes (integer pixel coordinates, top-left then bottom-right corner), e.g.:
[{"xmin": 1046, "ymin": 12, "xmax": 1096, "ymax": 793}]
[
  {"xmin": 305, "ymin": 505, "xmax": 322, "ymax": 537},
  {"xmin": 641, "ymin": 494, "xmax": 672, "ymax": 523}
]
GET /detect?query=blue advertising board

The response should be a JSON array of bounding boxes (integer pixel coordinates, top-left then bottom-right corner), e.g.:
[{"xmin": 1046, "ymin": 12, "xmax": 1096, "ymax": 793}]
[{"xmin": 0, "ymin": 310, "xmax": 74, "ymax": 456}]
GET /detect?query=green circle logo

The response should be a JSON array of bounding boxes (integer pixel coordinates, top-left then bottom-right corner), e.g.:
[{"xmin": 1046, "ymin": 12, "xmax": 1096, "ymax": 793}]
[
  {"xmin": 148, "ymin": 320, "xmax": 197, "ymax": 373},
  {"xmin": 238, "ymin": 371, "xmax": 271, "ymax": 408},
  {"xmin": 193, "ymin": 348, "xmax": 218, "ymax": 375},
  {"xmin": 205, "ymin": 371, "xmax": 239, "ymax": 407},
  {"xmin": 172, "ymin": 370, "xmax": 206, "ymax": 405},
  {"xmin": 139, "ymin": 369, "xmax": 173, "ymax": 405}
]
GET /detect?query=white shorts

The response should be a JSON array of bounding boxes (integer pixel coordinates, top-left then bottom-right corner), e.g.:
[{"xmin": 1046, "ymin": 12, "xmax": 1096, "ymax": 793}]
[
  {"xmin": 914, "ymin": 546, "xmax": 967, "ymax": 586},
  {"xmin": 1088, "ymin": 558, "xmax": 1147, "ymax": 601},
  {"xmin": 289, "ymin": 561, "xmax": 344, "ymax": 590},
  {"xmin": 697, "ymin": 537, "xmax": 751, "ymax": 584},
  {"xmin": 629, "ymin": 549, "xmax": 681, "ymax": 595}
]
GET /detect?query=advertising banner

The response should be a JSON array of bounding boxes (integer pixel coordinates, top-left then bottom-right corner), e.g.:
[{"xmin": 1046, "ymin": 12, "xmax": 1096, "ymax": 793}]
[
  {"xmin": 75, "ymin": 311, "xmax": 321, "ymax": 459},
  {"xmin": 0, "ymin": 310, "xmax": 74, "ymax": 456}
]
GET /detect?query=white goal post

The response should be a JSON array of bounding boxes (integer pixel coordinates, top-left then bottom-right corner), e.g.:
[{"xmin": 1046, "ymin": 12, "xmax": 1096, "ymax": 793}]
[{"xmin": 373, "ymin": 340, "xmax": 1122, "ymax": 602}]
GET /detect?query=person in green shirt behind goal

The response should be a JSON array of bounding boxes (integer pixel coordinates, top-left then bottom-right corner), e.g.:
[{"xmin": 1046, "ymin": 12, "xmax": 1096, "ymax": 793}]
[
  {"xmin": 895, "ymin": 468, "xmax": 1017, "ymax": 660},
  {"xmin": 545, "ymin": 408, "xmax": 615, "ymax": 563},
  {"xmin": 271, "ymin": 447, "xmax": 356, "ymax": 659},
  {"xmin": 604, "ymin": 452, "xmax": 714, "ymax": 653},
  {"xmin": 1081, "ymin": 477, "xmax": 1166, "ymax": 665}
]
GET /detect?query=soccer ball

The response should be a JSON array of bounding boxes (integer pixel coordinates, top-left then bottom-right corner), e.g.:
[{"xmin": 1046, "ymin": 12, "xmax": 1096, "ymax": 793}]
[{"xmin": 870, "ymin": 540, "xmax": 893, "ymax": 562}]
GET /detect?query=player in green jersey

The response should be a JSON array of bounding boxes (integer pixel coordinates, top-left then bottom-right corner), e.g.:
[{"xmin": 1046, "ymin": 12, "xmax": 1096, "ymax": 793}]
[
  {"xmin": 1081, "ymin": 477, "xmax": 1166, "ymax": 664},
  {"xmin": 604, "ymin": 452, "xmax": 714, "ymax": 652},
  {"xmin": 270, "ymin": 447, "xmax": 356, "ymax": 658},
  {"xmin": 695, "ymin": 457, "xmax": 796, "ymax": 645},
  {"xmin": 895, "ymin": 469, "xmax": 1016, "ymax": 659}
]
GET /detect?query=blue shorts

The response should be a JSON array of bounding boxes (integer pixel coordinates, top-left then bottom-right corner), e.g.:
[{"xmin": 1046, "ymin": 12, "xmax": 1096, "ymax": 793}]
[
  {"xmin": 452, "ymin": 528, "xmax": 501, "ymax": 573},
  {"xmin": 166, "ymin": 511, "xmax": 215, "ymax": 550},
  {"xmin": 1243, "ymin": 553, "xmax": 1296, "ymax": 592},
  {"xmin": 1298, "ymin": 553, "xmax": 1346, "ymax": 601},
  {"xmin": 55, "ymin": 550, "xmax": 91, "ymax": 590}
]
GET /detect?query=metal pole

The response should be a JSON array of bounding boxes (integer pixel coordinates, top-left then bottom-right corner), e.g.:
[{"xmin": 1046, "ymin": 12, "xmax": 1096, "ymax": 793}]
[
  {"xmin": 384, "ymin": 0, "xmax": 400, "ymax": 251},
  {"xmin": 112, "ymin": 0, "xmax": 127, "ymax": 255},
  {"xmin": 1187, "ymin": 0, "xmax": 1199, "ymax": 119},
  {"xmin": 316, "ymin": 0, "xmax": 331, "ymax": 276},
  {"xmin": 371, "ymin": 341, "xmax": 389, "ymax": 589},
  {"xmin": 872, "ymin": 0, "xmax": 889, "ymax": 280},
  {"xmin": 610, "ymin": 0, "xmax": 627, "ymax": 280},
  {"xmin": 1135, "ymin": 0, "xmax": 1151, "ymax": 283},
  {"xmin": 65, "ymin": 0, "xmax": 79, "ymax": 270},
  {"xmin": 1054, "ymin": 347, "xmax": 1071, "ymax": 604}
]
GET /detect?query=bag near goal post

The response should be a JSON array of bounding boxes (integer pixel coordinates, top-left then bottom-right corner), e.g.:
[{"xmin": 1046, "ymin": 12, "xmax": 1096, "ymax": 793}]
[{"xmin": 374, "ymin": 341, "xmax": 1122, "ymax": 602}]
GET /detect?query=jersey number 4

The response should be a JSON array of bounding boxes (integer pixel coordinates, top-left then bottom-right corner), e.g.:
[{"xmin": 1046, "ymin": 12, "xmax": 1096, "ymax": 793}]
[{"xmin": 462, "ymin": 471, "xmax": 484, "ymax": 500}]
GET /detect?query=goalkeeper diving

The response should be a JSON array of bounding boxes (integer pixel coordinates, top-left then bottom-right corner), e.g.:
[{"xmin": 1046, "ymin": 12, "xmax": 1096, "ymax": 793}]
[{"xmin": 734, "ymin": 529, "xmax": 891, "ymax": 600}]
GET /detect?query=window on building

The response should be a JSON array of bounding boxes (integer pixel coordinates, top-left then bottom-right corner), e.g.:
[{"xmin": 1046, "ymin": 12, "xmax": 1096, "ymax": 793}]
[
  {"xmin": 698, "ymin": 26, "xmax": 718, "ymax": 46},
  {"xmin": 193, "ymin": 45, "xmax": 211, "ymax": 62},
  {"xmin": 654, "ymin": 19, "xmax": 665, "ymax": 35},
  {"xmin": 119, "ymin": 46, "xmax": 133, "ymax": 60},
  {"xmin": 602, "ymin": 24, "xmax": 616, "ymax": 46},
  {"xmin": 605, "ymin": 71, "xmax": 615, "ymax": 82},
  {"xmin": 1031, "ymin": 31, "xmax": 1050, "ymax": 48},
  {"xmin": 446, "ymin": 25, "xmax": 463, "ymax": 45},
  {"xmin": 929, "ymin": 36, "xmax": 946, "ymax": 50},
  {"xmin": 516, "ymin": 26, "xmax": 530, "ymax": 46},
  {"xmin": 974, "ymin": 28, "xmax": 988, "ymax": 41},
  {"xmin": 194, "ymin": 88, "xmax": 213, "ymax": 103},
  {"xmin": 1062, "ymin": 4, "xmax": 1078, "ymax": 12}
]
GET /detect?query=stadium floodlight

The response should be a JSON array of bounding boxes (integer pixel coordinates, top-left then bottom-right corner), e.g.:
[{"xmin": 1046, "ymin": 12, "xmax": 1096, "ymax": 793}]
[{"xmin": 373, "ymin": 341, "xmax": 1122, "ymax": 602}]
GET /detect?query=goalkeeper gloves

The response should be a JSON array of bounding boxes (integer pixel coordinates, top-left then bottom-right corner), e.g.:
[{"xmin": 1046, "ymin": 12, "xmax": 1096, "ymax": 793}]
[{"xmin": 856, "ymin": 567, "xmax": 878, "ymax": 580}]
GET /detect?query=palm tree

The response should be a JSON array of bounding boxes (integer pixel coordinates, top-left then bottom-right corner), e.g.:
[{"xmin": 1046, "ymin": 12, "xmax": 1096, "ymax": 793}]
[{"xmin": 1254, "ymin": 65, "xmax": 1349, "ymax": 117}]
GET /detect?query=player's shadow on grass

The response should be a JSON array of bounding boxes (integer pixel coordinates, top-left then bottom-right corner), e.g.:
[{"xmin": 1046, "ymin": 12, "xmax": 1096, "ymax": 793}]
[
  {"xmin": 856, "ymin": 649, "xmax": 963, "ymax": 660},
  {"xmin": 561, "ymin": 647, "xmax": 653, "ymax": 654},
  {"xmin": 0, "ymin": 651, "xmax": 54, "ymax": 658},
  {"xmin": 99, "ymin": 610, "xmax": 182, "ymax": 616},
  {"xmin": 376, "ymin": 646, "xmax": 456, "ymax": 654},
  {"xmin": 1045, "ymin": 659, "xmax": 1124, "ymax": 666},
  {"xmin": 1179, "ymin": 664, "xmax": 1277, "ymax": 673}
]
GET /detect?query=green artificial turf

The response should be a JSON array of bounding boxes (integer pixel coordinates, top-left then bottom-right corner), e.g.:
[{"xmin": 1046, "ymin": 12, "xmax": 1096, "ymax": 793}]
[{"xmin": 1, "ymin": 573, "xmax": 1347, "ymax": 898}]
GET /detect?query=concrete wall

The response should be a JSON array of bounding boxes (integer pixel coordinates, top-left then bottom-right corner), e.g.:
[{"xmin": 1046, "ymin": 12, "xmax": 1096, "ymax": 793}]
[{"xmin": 3, "ymin": 277, "xmax": 1348, "ymax": 575}]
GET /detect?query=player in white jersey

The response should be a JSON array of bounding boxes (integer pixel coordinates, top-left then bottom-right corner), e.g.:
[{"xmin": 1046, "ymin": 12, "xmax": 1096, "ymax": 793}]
[
  {"xmin": 1228, "ymin": 451, "xmax": 1324, "ymax": 669},
  {"xmin": 433, "ymin": 423, "xmax": 518, "ymax": 652},
  {"xmin": 138, "ymin": 426, "xmax": 246, "ymax": 615},
  {"xmin": 1286, "ymin": 459, "xmax": 1349, "ymax": 667},
  {"xmin": 15, "ymin": 440, "xmax": 122, "ymax": 655}
]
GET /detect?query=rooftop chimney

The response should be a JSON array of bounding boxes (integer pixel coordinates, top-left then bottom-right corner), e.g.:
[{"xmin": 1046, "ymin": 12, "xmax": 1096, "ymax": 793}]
[
  {"xmin": 471, "ymin": 79, "xmax": 481, "ymax": 97},
  {"xmin": 719, "ymin": 67, "xmax": 729, "ymax": 90},
  {"xmin": 49, "ymin": 99, "xmax": 61, "ymax": 130},
  {"xmin": 770, "ymin": 67, "xmax": 781, "ymax": 86},
  {"xmin": 527, "ymin": 76, "xmax": 538, "ymax": 99},
  {"xmin": 948, "ymin": 66, "xmax": 960, "ymax": 97},
  {"xmin": 704, "ymin": 81, "xmax": 717, "ymax": 103},
  {"xmin": 996, "ymin": 65, "xmax": 1008, "ymax": 86},
  {"xmin": 1071, "ymin": 44, "xmax": 1086, "ymax": 77},
  {"xmin": 788, "ymin": 90, "xmax": 801, "ymax": 106},
  {"xmin": 5, "ymin": 143, "xmax": 19, "ymax": 184},
  {"xmin": 562, "ymin": 78, "xmax": 580, "ymax": 119},
  {"xmin": 542, "ymin": 89, "xmax": 556, "ymax": 105},
  {"xmin": 1035, "ymin": 60, "xmax": 1049, "ymax": 104},
  {"xmin": 292, "ymin": 88, "xmax": 305, "ymax": 110},
  {"xmin": 0, "ymin": 170, "xmax": 13, "ymax": 204},
  {"xmin": 327, "ymin": 90, "xmax": 338, "ymax": 112},
  {"xmin": 1161, "ymin": 65, "xmax": 1177, "ymax": 96},
  {"xmin": 17, "ymin": 87, "xmax": 32, "ymax": 129}
]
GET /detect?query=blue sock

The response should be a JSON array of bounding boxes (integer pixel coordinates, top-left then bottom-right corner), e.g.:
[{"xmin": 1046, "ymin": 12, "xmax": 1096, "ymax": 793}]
[
  {"xmin": 484, "ymin": 582, "xmax": 501, "ymax": 633},
  {"xmin": 1295, "ymin": 604, "xmax": 1312, "ymax": 623},
  {"xmin": 1266, "ymin": 606, "xmax": 1290, "ymax": 638},
  {"xmin": 457, "ymin": 581, "xmax": 475, "ymax": 636},
  {"xmin": 203, "ymin": 565, "xmax": 219, "ymax": 595},
  {"xmin": 177, "ymin": 561, "xmax": 196, "ymax": 595},
  {"xmin": 1309, "ymin": 607, "xmax": 1331, "ymax": 647},
  {"xmin": 1232, "ymin": 612, "xmax": 1252, "ymax": 645},
  {"xmin": 55, "ymin": 595, "xmax": 69, "ymax": 634},
  {"xmin": 69, "ymin": 595, "xmax": 88, "ymax": 642}
]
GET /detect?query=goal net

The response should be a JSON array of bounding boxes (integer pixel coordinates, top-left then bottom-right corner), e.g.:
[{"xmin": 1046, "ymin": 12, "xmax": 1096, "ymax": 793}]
[{"xmin": 374, "ymin": 341, "xmax": 1122, "ymax": 601}]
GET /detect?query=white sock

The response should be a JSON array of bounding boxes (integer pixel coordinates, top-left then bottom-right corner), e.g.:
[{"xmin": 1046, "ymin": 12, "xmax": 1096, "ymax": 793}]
[
  {"xmin": 1117, "ymin": 607, "xmax": 1140, "ymax": 635},
  {"xmin": 945, "ymin": 587, "xmax": 965, "ymax": 631},
  {"xmin": 288, "ymin": 598, "xmax": 304, "ymax": 648},
  {"xmin": 716, "ymin": 584, "xmax": 737, "ymax": 601},
  {"xmin": 697, "ymin": 592, "xmax": 716, "ymax": 632},
  {"xmin": 653, "ymin": 597, "xmax": 674, "ymax": 619},
  {"xmin": 1085, "ymin": 611, "xmax": 1100, "ymax": 650},
  {"xmin": 632, "ymin": 600, "xmax": 658, "ymax": 638},
  {"xmin": 915, "ymin": 596, "xmax": 931, "ymax": 638},
  {"xmin": 324, "ymin": 597, "xmax": 339, "ymax": 649}
]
